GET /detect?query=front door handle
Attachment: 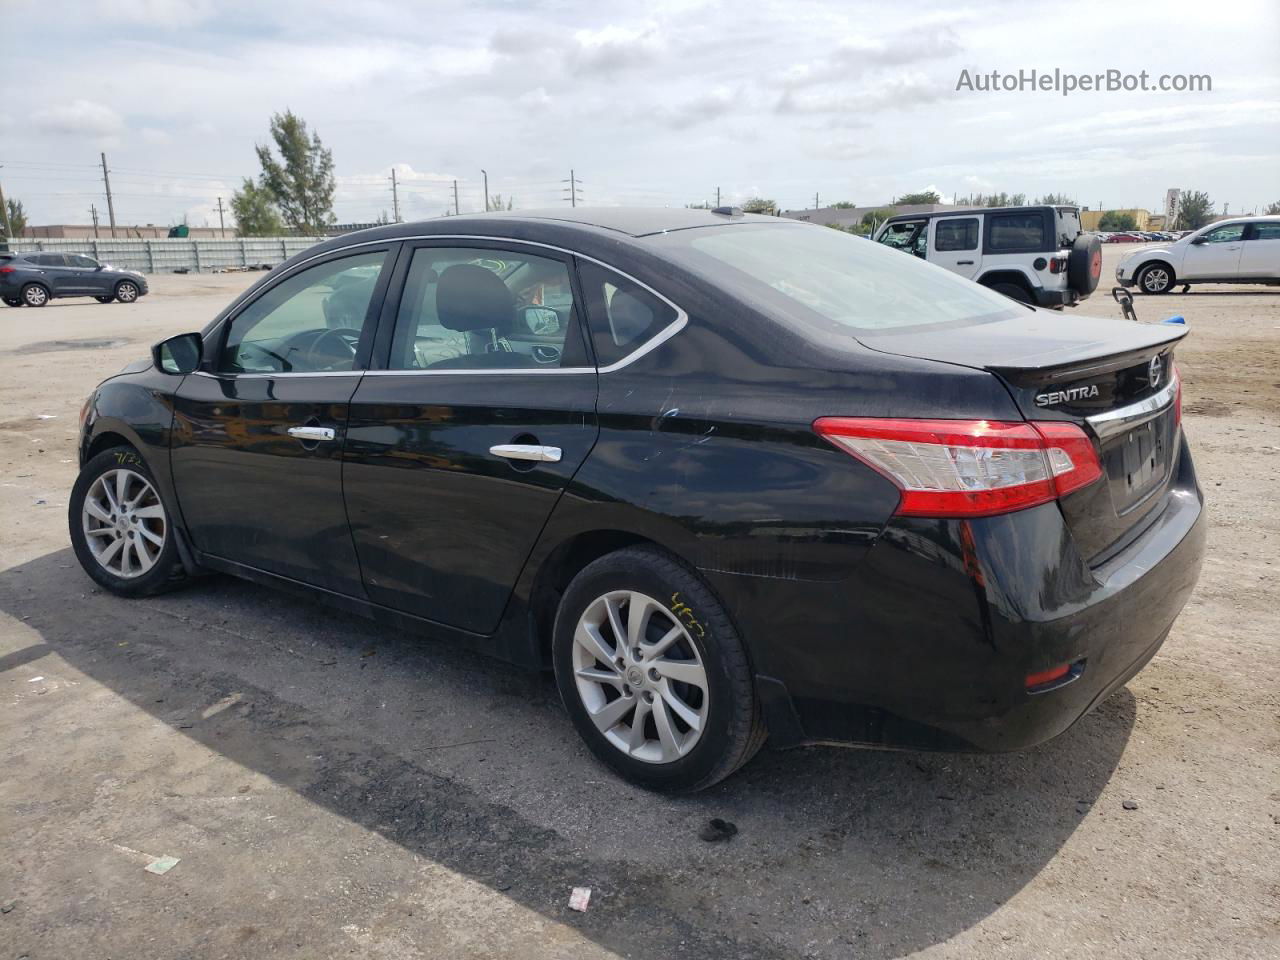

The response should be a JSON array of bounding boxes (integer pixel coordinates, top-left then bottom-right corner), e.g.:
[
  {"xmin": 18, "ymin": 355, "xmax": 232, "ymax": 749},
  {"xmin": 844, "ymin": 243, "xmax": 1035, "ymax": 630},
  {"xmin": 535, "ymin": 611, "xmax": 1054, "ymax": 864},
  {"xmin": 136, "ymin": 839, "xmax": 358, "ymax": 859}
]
[
  {"xmin": 287, "ymin": 425, "xmax": 336, "ymax": 442},
  {"xmin": 490, "ymin": 443, "xmax": 562, "ymax": 463},
  {"xmin": 956, "ymin": 260, "xmax": 974, "ymax": 265}
]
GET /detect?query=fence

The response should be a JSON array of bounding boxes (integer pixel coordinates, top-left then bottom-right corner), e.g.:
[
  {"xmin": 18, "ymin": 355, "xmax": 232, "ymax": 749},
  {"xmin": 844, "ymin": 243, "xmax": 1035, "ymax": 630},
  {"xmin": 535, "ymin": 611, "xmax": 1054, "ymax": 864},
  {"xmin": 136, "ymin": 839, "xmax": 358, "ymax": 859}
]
[{"xmin": 0, "ymin": 236, "xmax": 325, "ymax": 274}]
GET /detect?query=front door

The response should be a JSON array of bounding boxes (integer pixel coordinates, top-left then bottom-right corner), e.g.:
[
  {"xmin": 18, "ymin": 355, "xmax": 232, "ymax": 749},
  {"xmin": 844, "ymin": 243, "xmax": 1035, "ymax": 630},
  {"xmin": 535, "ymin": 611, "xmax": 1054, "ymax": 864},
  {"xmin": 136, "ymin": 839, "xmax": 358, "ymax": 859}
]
[
  {"xmin": 1182, "ymin": 222, "xmax": 1245, "ymax": 279},
  {"xmin": 342, "ymin": 241, "xmax": 598, "ymax": 633},
  {"xmin": 1239, "ymin": 222, "xmax": 1280, "ymax": 278},
  {"xmin": 930, "ymin": 215, "xmax": 982, "ymax": 278},
  {"xmin": 68, "ymin": 254, "xmax": 112, "ymax": 295},
  {"xmin": 170, "ymin": 246, "xmax": 396, "ymax": 595}
]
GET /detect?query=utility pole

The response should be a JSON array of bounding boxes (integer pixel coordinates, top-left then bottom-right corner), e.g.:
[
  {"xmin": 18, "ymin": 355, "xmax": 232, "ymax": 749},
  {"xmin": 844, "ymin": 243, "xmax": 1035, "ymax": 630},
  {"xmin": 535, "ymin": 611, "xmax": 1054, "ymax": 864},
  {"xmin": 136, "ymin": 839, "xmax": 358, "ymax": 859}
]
[
  {"xmin": 814, "ymin": 191, "xmax": 820, "ymax": 210},
  {"xmin": 90, "ymin": 204, "xmax": 100, "ymax": 238},
  {"xmin": 215, "ymin": 196, "xmax": 226, "ymax": 237},
  {"xmin": 101, "ymin": 152, "xmax": 118, "ymax": 238},
  {"xmin": 482, "ymin": 169, "xmax": 489, "ymax": 212},
  {"xmin": 562, "ymin": 169, "xmax": 583, "ymax": 207},
  {"xmin": 388, "ymin": 168, "xmax": 401, "ymax": 222},
  {"xmin": 0, "ymin": 169, "xmax": 10, "ymax": 238},
  {"xmin": 453, "ymin": 179, "xmax": 460, "ymax": 216},
  {"xmin": 716, "ymin": 186, "xmax": 721, "ymax": 207}
]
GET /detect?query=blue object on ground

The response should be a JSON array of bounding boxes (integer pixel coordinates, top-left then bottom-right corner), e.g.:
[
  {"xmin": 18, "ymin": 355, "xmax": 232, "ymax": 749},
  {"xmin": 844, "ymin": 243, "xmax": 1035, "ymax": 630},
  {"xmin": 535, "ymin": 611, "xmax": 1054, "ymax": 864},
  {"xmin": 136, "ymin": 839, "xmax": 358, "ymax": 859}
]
[{"xmin": 1163, "ymin": 315, "xmax": 1186, "ymax": 324}]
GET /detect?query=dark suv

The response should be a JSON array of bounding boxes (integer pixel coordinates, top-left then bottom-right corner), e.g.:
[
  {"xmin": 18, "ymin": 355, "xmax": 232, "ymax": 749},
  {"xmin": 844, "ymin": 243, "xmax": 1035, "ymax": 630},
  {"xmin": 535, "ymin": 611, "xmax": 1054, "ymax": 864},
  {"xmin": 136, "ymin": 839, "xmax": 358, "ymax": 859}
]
[{"xmin": 0, "ymin": 251, "xmax": 148, "ymax": 307}]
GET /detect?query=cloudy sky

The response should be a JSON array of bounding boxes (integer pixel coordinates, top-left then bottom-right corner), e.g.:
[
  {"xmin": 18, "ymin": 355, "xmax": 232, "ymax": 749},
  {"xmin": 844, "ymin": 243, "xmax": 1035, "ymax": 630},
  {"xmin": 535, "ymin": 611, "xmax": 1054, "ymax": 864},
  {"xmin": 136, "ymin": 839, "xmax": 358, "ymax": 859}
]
[{"xmin": 3, "ymin": 0, "xmax": 1277, "ymax": 228}]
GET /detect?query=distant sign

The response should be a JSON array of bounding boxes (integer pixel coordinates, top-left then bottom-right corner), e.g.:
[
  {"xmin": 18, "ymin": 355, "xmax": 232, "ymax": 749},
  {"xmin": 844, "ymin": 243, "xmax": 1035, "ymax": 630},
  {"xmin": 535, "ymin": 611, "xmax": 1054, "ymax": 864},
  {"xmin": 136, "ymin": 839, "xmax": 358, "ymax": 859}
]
[{"xmin": 1164, "ymin": 189, "xmax": 1181, "ymax": 224}]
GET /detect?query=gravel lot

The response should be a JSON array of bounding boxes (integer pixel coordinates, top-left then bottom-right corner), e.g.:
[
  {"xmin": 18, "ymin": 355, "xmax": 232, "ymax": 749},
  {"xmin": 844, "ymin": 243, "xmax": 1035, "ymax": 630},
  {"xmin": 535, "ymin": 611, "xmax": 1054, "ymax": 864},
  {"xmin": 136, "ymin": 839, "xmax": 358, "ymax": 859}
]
[{"xmin": 2, "ymin": 248, "xmax": 1277, "ymax": 959}]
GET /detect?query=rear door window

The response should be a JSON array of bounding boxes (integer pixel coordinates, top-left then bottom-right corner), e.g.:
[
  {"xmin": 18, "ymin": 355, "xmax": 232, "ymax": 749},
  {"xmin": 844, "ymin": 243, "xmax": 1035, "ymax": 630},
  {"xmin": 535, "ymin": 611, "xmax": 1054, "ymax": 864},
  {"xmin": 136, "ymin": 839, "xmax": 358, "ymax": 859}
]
[
  {"xmin": 934, "ymin": 218, "xmax": 979, "ymax": 251},
  {"xmin": 576, "ymin": 261, "xmax": 680, "ymax": 368},
  {"xmin": 1249, "ymin": 223, "xmax": 1280, "ymax": 240},
  {"xmin": 986, "ymin": 212, "xmax": 1049, "ymax": 252}
]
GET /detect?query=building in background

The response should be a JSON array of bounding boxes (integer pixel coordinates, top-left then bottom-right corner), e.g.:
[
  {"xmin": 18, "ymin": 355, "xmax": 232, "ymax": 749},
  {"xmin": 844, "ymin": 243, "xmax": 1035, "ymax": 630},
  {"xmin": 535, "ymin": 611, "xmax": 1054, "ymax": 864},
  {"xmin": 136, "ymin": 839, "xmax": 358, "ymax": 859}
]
[
  {"xmin": 782, "ymin": 203, "xmax": 959, "ymax": 230},
  {"xmin": 1080, "ymin": 209, "xmax": 1153, "ymax": 232}
]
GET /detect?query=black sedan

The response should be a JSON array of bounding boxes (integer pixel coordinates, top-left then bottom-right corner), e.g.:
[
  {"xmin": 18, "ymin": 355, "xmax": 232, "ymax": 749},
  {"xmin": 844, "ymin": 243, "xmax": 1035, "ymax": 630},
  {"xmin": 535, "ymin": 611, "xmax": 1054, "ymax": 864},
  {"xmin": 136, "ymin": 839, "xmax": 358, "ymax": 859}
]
[
  {"xmin": 68, "ymin": 208, "xmax": 1205, "ymax": 791},
  {"xmin": 1, "ymin": 251, "xmax": 148, "ymax": 307}
]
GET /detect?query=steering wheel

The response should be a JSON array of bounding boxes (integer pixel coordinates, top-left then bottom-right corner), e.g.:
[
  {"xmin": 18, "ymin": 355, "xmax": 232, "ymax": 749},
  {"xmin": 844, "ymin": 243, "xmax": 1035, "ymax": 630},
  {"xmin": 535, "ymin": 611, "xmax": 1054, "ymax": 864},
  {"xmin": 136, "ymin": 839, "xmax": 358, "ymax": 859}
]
[{"xmin": 298, "ymin": 327, "xmax": 361, "ymax": 370}]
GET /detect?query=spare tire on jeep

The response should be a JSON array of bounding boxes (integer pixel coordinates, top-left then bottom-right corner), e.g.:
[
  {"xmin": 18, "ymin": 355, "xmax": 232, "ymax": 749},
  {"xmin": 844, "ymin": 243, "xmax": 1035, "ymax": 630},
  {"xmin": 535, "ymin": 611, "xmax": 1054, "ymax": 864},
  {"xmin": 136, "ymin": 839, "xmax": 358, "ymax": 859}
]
[{"xmin": 1068, "ymin": 233, "xmax": 1102, "ymax": 296}]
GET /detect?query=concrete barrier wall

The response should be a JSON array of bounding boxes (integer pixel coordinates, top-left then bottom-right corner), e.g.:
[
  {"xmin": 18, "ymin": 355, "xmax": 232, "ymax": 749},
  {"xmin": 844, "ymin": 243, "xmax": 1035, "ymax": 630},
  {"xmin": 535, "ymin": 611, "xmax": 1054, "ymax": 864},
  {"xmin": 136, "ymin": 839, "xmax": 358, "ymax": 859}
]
[{"xmin": 1, "ymin": 236, "xmax": 325, "ymax": 274}]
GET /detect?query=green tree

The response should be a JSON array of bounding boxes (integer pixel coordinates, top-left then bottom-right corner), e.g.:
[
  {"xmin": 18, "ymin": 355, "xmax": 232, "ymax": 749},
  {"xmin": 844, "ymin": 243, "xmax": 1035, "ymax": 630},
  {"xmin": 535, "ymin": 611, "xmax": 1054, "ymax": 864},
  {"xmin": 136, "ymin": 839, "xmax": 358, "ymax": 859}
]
[
  {"xmin": 252, "ymin": 110, "xmax": 336, "ymax": 234},
  {"xmin": 1098, "ymin": 211, "xmax": 1138, "ymax": 231},
  {"xmin": 895, "ymin": 190, "xmax": 940, "ymax": 205},
  {"xmin": 741, "ymin": 197, "xmax": 777, "ymax": 215},
  {"xmin": 4, "ymin": 198, "xmax": 28, "ymax": 236},
  {"xmin": 856, "ymin": 208, "xmax": 895, "ymax": 235},
  {"xmin": 230, "ymin": 178, "xmax": 283, "ymax": 236},
  {"xmin": 1037, "ymin": 193, "xmax": 1076, "ymax": 205},
  {"xmin": 1174, "ymin": 191, "xmax": 1213, "ymax": 230},
  {"xmin": 1265, "ymin": 201, "xmax": 1280, "ymax": 215},
  {"xmin": 830, "ymin": 200, "xmax": 856, "ymax": 209},
  {"xmin": 489, "ymin": 193, "xmax": 514, "ymax": 211}
]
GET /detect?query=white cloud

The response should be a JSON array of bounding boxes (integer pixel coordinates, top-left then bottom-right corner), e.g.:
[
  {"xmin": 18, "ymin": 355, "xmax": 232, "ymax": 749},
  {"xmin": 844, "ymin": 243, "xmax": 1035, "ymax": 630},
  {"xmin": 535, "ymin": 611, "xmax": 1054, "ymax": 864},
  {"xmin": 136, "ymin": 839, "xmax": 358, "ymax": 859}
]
[
  {"xmin": 97, "ymin": 0, "xmax": 213, "ymax": 26},
  {"xmin": 140, "ymin": 127, "xmax": 171, "ymax": 145},
  {"xmin": 31, "ymin": 99, "xmax": 125, "ymax": 138}
]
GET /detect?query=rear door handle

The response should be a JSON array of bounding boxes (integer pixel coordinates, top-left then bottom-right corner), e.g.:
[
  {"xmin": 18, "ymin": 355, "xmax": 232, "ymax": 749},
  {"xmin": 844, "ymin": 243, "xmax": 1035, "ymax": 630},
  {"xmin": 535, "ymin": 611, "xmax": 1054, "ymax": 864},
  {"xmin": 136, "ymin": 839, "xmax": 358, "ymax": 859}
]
[
  {"xmin": 956, "ymin": 260, "xmax": 974, "ymax": 265},
  {"xmin": 490, "ymin": 443, "xmax": 562, "ymax": 463},
  {"xmin": 287, "ymin": 425, "xmax": 336, "ymax": 442}
]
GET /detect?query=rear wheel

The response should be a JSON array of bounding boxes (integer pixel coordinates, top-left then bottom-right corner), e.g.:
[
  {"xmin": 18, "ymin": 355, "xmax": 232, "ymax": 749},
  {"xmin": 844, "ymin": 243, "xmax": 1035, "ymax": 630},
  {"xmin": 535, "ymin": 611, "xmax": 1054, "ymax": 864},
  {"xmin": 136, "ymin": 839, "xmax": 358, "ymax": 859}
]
[
  {"xmin": 1137, "ymin": 263, "xmax": 1174, "ymax": 294},
  {"xmin": 22, "ymin": 283, "xmax": 49, "ymax": 307},
  {"xmin": 3, "ymin": 297, "xmax": 22, "ymax": 307},
  {"xmin": 69, "ymin": 446, "xmax": 185, "ymax": 597},
  {"xmin": 115, "ymin": 280, "xmax": 140, "ymax": 303},
  {"xmin": 95, "ymin": 295, "xmax": 115, "ymax": 304},
  {"xmin": 553, "ymin": 545, "xmax": 765, "ymax": 792},
  {"xmin": 990, "ymin": 281, "xmax": 1032, "ymax": 304}
]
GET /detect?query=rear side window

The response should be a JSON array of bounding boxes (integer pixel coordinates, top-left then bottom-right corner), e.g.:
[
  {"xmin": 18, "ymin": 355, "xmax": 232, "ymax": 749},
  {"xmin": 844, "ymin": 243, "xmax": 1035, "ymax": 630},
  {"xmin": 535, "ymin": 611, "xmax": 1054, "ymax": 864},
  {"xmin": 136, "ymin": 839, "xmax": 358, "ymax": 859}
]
[
  {"xmin": 987, "ymin": 213, "xmax": 1048, "ymax": 251},
  {"xmin": 1251, "ymin": 223, "xmax": 1280, "ymax": 240},
  {"xmin": 934, "ymin": 218, "xmax": 978, "ymax": 252},
  {"xmin": 576, "ymin": 261, "xmax": 679, "ymax": 367}
]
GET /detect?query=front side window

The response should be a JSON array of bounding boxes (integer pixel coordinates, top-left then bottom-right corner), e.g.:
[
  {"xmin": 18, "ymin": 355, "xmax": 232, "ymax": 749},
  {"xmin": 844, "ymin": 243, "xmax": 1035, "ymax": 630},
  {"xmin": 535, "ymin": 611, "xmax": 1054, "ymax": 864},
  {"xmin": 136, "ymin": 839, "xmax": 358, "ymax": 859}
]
[
  {"xmin": 877, "ymin": 221, "xmax": 926, "ymax": 257},
  {"xmin": 388, "ymin": 247, "xmax": 585, "ymax": 370},
  {"xmin": 219, "ymin": 251, "xmax": 387, "ymax": 374},
  {"xmin": 577, "ymin": 261, "xmax": 679, "ymax": 367},
  {"xmin": 988, "ymin": 213, "xmax": 1048, "ymax": 251},
  {"xmin": 935, "ymin": 218, "xmax": 979, "ymax": 252},
  {"xmin": 70, "ymin": 255, "xmax": 99, "ymax": 268},
  {"xmin": 1202, "ymin": 224, "xmax": 1245, "ymax": 243}
]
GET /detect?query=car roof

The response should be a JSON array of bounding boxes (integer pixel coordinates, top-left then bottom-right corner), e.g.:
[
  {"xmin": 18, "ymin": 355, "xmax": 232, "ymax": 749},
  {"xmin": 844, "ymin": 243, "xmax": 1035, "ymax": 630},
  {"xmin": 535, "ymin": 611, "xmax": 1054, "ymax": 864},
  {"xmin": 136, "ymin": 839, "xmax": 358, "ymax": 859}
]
[
  {"xmin": 880, "ymin": 205, "xmax": 1064, "ymax": 224},
  {"xmin": 391, "ymin": 206, "xmax": 786, "ymax": 239}
]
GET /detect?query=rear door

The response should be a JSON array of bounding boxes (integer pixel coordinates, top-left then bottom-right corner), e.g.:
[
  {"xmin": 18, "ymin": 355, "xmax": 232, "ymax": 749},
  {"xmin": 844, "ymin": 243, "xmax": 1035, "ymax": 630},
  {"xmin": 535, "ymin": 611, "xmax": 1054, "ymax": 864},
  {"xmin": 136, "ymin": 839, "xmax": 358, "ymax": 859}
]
[
  {"xmin": 929, "ymin": 215, "xmax": 982, "ymax": 278},
  {"xmin": 1239, "ymin": 222, "xmax": 1280, "ymax": 278},
  {"xmin": 1181, "ymin": 222, "xmax": 1245, "ymax": 278},
  {"xmin": 34, "ymin": 254, "xmax": 78, "ymax": 294},
  {"xmin": 341, "ymin": 240, "xmax": 598, "ymax": 633},
  {"xmin": 170, "ymin": 245, "xmax": 396, "ymax": 595}
]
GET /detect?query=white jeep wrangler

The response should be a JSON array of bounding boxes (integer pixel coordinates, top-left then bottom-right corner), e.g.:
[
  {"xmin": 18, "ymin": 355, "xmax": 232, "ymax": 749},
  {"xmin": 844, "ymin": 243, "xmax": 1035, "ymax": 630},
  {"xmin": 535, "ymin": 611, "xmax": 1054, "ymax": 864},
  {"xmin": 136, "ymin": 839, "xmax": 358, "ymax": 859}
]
[{"xmin": 872, "ymin": 205, "xmax": 1102, "ymax": 308}]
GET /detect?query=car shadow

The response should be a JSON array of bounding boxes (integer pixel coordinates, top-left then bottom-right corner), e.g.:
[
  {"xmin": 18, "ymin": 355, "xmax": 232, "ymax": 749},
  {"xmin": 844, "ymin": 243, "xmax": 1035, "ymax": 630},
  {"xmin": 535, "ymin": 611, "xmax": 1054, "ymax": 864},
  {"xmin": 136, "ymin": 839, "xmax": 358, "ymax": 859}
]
[{"xmin": 1, "ymin": 549, "xmax": 1136, "ymax": 959}]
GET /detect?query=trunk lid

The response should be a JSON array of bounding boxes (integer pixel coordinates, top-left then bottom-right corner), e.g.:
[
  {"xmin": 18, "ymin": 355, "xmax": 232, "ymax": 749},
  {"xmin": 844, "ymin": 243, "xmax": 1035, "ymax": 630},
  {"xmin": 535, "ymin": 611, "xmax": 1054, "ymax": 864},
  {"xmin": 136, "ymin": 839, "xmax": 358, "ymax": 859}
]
[{"xmin": 857, "ymin": 312, "xmax": 1188, "ymax": 563}]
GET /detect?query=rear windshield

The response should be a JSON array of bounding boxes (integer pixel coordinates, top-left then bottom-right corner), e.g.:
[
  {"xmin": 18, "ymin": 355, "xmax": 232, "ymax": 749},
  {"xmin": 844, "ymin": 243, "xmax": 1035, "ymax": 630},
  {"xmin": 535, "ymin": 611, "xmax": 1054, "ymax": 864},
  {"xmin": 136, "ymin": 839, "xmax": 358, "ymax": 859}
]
[{"xmin": 659, "ymin": 222, "xmax": 1021, "ymax": 333}]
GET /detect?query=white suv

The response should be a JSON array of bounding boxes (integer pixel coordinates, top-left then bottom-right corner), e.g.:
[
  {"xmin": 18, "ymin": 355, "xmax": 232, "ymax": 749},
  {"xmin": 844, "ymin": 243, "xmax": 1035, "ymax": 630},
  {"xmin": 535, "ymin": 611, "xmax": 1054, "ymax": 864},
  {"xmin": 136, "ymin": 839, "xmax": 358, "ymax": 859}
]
[
  {"xmin": 872, "ymin": 205, "xmax": 1102, "ymax": 308},
  {"xmin": 1116, "ymin": 215, "xmax": 1280, "ymax": 294}
]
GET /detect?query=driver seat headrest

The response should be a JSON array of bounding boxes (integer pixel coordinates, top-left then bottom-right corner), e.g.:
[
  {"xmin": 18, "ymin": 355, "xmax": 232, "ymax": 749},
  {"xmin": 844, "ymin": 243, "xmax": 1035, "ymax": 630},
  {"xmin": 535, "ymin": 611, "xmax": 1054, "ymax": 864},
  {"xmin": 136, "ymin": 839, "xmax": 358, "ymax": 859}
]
[{"xmin": 436, "ymin": 264, "xmax": 516, "ymax": 333}]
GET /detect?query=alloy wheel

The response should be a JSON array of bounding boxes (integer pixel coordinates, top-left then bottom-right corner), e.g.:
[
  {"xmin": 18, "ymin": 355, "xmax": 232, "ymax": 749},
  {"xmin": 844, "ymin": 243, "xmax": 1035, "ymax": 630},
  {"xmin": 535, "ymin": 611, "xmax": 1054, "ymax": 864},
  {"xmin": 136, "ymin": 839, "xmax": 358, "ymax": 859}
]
[
  {"xmin": 571, "ymin": 590, "xmax": 709, "ymax": 763},
  {"xmin": 24, "ymin": 285, "xmax": 48, "ymax": 306},
  {"xmin": 82, "ymin": 468, "xmax": 166, "ymax": 579},
  {"xmin": 1142, "ymin": 267, "xmax": 1170, "ymax": 293},
  {"xmin": 117, "ymin": 282, "xmax": 139, "ymax": 303}
]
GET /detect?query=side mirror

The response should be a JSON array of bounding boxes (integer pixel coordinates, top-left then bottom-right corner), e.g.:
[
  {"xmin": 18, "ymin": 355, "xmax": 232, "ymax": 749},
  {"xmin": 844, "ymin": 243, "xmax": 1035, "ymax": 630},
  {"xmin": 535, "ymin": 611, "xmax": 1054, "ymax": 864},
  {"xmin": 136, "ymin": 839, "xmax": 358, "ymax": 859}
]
[
  {"xmin": 152, "ymin": 332, "xmax": 203, "ymax": 375},
  {"xmin": 1190, "ymin": 236, "xmax": 1206, "ymax": 245},
  {"xmin": 523, "ymin": 306, "xmax": 560, "ymax": 336},
  {"xmin": 95, "ymin": 264, "xmax": 105, "ymax": 271}
]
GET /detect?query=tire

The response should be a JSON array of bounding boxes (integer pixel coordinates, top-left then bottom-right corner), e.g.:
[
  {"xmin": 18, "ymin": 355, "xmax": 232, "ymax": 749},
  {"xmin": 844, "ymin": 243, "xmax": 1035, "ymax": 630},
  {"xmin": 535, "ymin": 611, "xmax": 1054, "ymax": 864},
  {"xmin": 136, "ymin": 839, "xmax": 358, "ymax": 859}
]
[
  {"xmin": 1068, "ymin": 233, "xmax": 1103, "ymax": 296},
  {"xmin": 22, "ymin": 283, "xmax": 49, "ymax": 307},
  {"xmin": 95, "ymin": 295, "xmax": 115, "ymax": 304},
  {"xmin": 3, "ymin": 297, "xmax": 22, "ymax": 307},
  {"xmin": 989, "ymin": 281, "xmax": 1033, "ymax": 304},
  {"xmin": 552, "ymin": 545, "xmax": 765, "ymax": 792},
  {"xmin": 1137, "ymin": 262, "xmax": 1174, "ymax": 294},
  {"xmin": 115, "ymin": 280, "xmax": 140, "ymax": 303},
  {"xmin": 69, "ymin": 446, "xmax": 185, "ymax": 597}
]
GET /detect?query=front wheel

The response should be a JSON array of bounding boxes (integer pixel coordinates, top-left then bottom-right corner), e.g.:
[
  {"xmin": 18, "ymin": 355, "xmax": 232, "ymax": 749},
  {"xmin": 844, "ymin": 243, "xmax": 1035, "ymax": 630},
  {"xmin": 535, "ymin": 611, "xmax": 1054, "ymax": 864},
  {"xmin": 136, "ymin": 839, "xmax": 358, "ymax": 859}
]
[
  {"xmin": 1137, "ymin": 263, "xmax": 1174, "ymax": 294},
  {"xmin": 115, "ymin": 280, "xmax": 140, "ymax": 303},
  {"xmin": 69, "ymin": 446, "xmax": 185, "ymax": 596},
  {"xmin": 552, "ymin": 546, "xmax": 765, "ymax": 792}
]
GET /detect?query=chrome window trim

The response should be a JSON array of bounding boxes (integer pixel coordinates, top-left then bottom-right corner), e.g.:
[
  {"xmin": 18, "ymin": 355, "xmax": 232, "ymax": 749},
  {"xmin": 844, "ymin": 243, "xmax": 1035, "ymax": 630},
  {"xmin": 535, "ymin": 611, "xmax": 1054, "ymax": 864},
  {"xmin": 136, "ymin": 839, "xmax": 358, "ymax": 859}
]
[
  {"xmin": 1086, "ymin": 377, "xmax": 1178, "ymax": 440},
  {"xmin": 205, "ymin": 234, "xmax": 688, "ymax": 378},
  {"xmin": 193, "ymin": 370, "xmax": 363, "ymax": 380}
]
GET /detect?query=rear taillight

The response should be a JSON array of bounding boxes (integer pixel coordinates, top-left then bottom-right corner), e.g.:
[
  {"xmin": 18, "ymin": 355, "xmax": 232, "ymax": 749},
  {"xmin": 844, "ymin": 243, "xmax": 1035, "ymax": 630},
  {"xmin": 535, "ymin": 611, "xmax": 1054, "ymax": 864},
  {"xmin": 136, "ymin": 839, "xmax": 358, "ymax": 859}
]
[
  {"xmin": 1049, "ymin": 256, "xmax": 1067, "ymax": 274},
  {"xmin": 813, "ymin": 417, "xmax": 1103, "ymax": 518},
  {"xmin": 0, "ymin": 266, "xmax": 15, "ymax": 275}
]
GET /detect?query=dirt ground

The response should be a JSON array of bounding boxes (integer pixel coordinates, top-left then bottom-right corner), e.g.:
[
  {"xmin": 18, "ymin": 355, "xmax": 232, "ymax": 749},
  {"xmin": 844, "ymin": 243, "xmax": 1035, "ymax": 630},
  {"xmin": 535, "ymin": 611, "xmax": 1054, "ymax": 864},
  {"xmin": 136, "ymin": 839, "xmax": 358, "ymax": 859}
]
[{"xmin": 2, "ymin": 248, "xmax": 1277, "ymax": 959}]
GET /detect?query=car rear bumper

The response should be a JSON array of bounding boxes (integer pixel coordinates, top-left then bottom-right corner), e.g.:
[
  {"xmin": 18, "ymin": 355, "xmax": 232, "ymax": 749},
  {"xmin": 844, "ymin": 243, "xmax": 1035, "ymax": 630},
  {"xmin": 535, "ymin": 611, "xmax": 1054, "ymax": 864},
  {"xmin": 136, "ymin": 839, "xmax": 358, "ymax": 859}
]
[
  {"xmin": 706, "ymin": 441, "xmax": 1205, "ymax": 753},
  {"xmin": 1034, "ymin": 287, "xmax": 1081, "ymax": 308}
]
